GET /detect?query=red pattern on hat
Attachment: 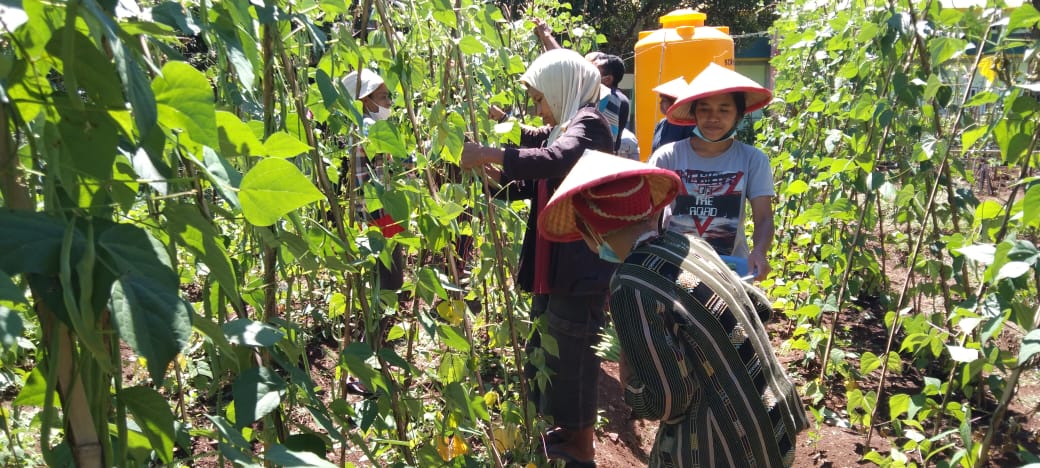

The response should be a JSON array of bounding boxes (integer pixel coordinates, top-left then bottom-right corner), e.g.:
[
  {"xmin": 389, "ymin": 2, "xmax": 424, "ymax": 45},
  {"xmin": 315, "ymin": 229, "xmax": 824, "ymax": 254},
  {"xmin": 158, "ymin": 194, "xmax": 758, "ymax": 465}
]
[{"xmin": 573, "ymin": 176, "xmax": 655, "ymax": 235}]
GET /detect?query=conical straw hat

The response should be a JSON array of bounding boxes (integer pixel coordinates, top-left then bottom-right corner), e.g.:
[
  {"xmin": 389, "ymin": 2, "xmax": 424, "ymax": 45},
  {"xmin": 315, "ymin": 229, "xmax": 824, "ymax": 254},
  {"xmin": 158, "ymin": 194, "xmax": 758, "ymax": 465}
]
[
  {"xmin": 666, "ymin": 63, "xmax": 771, "ymax": 125},
  {"xmin": 538, "ymin": 150, "xmax": 684, "ymax": 242},
  {"xmin": 652, "ymin": 77, "xmax": 688, "ymax": 99}
]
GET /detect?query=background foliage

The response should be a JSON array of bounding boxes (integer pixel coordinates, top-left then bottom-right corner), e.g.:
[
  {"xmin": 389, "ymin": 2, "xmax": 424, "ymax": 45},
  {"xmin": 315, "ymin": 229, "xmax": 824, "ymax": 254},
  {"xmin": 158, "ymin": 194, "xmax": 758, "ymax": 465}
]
[{"xmin": 0, "ymin": 0, "xmax": 1038, "ymax": 467}]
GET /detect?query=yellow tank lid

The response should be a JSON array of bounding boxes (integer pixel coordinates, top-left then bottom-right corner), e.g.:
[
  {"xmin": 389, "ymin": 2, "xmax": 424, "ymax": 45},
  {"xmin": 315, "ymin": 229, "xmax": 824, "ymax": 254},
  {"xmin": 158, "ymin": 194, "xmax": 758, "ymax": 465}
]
[{"xmin": 659, "ymin": 9, "xmax": 706, "ymax": 28}]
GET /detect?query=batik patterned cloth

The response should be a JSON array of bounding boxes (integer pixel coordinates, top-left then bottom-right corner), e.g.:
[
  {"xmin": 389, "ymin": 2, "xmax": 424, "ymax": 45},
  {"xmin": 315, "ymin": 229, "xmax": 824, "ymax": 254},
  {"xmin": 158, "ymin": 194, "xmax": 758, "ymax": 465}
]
[{"xmin": 610, "ymin": 231, "xmax": 807, "ymax": 467}]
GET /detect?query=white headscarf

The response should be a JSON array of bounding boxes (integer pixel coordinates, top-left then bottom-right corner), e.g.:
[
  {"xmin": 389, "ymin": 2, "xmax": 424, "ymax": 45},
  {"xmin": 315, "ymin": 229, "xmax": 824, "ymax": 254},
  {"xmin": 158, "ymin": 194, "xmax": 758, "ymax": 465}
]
[{"xmin": 520, "ymin": 49, "xmax": 602, "ymax": 144}]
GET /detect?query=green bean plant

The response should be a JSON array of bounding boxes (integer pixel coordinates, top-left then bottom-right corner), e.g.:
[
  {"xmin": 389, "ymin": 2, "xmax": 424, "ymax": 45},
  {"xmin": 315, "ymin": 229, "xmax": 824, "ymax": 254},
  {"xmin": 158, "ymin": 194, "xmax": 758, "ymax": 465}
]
[
  {"xmin": 763, "ymin": 0, "xmax": 1039, "ymax": 465},
  {"xmin": 0, "ymin": 0, "xmax": 603, "ymax": 465}
]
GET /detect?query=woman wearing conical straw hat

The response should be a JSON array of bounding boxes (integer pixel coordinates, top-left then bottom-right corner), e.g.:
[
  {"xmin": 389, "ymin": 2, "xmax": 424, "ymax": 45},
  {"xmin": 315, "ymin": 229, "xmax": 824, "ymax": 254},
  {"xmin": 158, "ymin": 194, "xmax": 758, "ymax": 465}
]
[
  {"xmin": 538, "ymin": 150, "xmax": 807, "ymax": 467},
  {"xmin": 649, "ymin": 63, "xmax": 776, "ymax": 282}
]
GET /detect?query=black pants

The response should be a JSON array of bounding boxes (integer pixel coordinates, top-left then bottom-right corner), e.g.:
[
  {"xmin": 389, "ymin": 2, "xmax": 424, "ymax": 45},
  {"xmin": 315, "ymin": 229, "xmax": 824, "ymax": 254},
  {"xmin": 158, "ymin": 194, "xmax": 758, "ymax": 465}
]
[{"xmin": 525, "ymin": 292, "xmax": 607, "ymax": 429}]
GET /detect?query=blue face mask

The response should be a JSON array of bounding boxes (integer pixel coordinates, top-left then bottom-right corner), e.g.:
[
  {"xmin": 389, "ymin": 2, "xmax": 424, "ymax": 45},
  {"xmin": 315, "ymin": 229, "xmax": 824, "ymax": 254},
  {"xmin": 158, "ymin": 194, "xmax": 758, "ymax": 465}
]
[
  {"xmin": 597, "ymin": 242, "xmax": 622, "ymax": 263},
  {"xmin": 692, "ymin": 125, "xmax": 738, "ymax": 143}
]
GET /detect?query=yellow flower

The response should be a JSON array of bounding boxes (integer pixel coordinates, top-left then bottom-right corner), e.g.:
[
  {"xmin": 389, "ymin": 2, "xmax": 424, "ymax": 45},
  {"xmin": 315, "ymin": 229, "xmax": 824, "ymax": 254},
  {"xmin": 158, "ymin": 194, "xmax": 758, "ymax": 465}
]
[{"xmin": 436, "ymin": 435, "xmax": 469, "ymax": 461}]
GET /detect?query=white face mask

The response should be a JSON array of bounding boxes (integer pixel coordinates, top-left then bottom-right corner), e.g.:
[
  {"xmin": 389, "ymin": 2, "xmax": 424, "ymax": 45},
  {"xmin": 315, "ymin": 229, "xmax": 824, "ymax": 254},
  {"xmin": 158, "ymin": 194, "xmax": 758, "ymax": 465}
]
[{"xmin": 370, "ymin": 104, "xmax": 391, "ymax": 121}]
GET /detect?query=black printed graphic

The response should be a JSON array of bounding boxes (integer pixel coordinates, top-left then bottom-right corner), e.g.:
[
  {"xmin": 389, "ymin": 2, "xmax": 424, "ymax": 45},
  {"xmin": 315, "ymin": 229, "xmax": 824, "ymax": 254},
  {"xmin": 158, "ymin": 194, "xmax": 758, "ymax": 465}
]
[{"xmin": 670, "ymin": 169, "xmax": 746, "ymax": 255}]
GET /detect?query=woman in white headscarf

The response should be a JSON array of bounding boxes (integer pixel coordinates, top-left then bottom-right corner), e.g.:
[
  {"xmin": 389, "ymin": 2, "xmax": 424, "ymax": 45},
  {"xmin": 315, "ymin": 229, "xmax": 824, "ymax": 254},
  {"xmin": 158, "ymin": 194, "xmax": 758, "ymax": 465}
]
[{"xmin": 460, "ymin": 49, "xmax": 613, "ymax": 466}]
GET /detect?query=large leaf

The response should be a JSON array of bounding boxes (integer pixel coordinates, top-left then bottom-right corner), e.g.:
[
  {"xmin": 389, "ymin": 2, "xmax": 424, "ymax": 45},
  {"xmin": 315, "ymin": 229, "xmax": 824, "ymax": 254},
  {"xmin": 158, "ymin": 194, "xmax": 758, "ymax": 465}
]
[
  {"xmin": 118, "ymin": 386, "xmax": 175, "ymax": 463},
  {"xmin": 232, "ymin": 366, "xmax": 286, "ymax": 428},
  {"xmin": 223, "ymin": 318, "xmax": 283, "ymax": 347},
  {"xmin": 99, "ymin": 224, "xmax": 192, "ymax": 382},
  {"xmin": 164, "ymin": 203, "xmax": 240, "ymax": 304},
  {"xmin": 152, "ymin": 61, "xmax": 217, "ymax": 149},
  {"xmin": 46, "ymin": 28, "xmax": 124, "ymax": 107},
  {"xmin": 239, "ymin": 158, "xmax": 323, "ymax": 226},
  {"xmin": 1020, "ymin": 329, "xmax": 1040, "ymax": 366},
  {"xmin": 109, "ymin": 278, "xmax": 193, "ymax": 382},
  {"xmin": 365, "ymin": 120, "xmax": 407, "ymax": 158},
  {"xmin": 262, "ymin": 132, "xmax": 311, "ymax": 159},
  {"xmin": 216, "ymin": 111, "xmax": 264, "ymax": 157},
  {"xmin": 265, "ymin": 444, "xmax": 337, "ymax": 468},
  {"xmin": 197, "ymin": 146, "xmax": 242, "ymax": 209},
  {"xmin": 205, "ymin": 415, "xmax": 257, "ymax": 466},
  {"xmin": 80, "ymin": 0, "xmax": 157, "ymax": 137},
  {"xmin": 0, "ymin": 210, "xmax": 85, "ymax": 275},
  {"xmin": 0, "ymin": 271, "xmax": 26, "ymax": 348}
]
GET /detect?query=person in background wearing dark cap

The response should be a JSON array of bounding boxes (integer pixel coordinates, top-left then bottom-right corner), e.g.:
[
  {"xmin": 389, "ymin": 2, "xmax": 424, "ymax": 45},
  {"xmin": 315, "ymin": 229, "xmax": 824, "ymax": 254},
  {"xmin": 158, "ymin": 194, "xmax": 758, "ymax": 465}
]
[{"xmin": 538, "ymin": 150, "xmax": 807, "ymax": 467}]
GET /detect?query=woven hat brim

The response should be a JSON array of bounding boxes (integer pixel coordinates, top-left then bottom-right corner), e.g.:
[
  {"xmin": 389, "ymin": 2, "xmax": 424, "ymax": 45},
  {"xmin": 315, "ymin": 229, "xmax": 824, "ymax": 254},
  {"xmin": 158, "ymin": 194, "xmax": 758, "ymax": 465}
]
[
  {"xmin": 538, "ymin": 150, "xmax": 685, "ymax": 243},
  {"xmin": 665, "ymin": 63, "xmax": 772, "ymax": 126}
]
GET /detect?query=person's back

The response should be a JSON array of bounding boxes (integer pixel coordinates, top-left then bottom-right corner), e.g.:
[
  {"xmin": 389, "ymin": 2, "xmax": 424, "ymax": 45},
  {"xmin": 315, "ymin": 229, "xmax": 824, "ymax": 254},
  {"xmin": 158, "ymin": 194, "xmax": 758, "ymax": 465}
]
[{"xmin": 611, "ymin": 231, "xmax": 807, "ymax": 467}]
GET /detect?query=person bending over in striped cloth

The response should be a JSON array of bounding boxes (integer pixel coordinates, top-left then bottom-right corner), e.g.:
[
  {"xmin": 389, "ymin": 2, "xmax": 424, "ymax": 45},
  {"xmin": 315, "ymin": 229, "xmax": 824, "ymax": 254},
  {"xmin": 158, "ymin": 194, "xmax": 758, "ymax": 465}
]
[{"xmin": 538, "ymin": 150, "xmax": 807, "ymax": 467}]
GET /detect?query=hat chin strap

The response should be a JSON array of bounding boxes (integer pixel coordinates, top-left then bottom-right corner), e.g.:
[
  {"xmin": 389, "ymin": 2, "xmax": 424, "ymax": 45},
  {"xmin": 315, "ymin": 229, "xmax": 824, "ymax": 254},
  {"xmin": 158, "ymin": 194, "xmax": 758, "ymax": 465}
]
[{"xmin": 692, "ymin": 125, "xmax": 737, "ymax": 143}]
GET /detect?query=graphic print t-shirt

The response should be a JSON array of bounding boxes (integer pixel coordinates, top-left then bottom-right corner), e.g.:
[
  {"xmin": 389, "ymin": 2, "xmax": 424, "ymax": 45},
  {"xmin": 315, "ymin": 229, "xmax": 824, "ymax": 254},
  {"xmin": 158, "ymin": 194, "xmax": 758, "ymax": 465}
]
[{"xmin": 648, "ymin": 140, "xmax": 774, "ymax": 258}]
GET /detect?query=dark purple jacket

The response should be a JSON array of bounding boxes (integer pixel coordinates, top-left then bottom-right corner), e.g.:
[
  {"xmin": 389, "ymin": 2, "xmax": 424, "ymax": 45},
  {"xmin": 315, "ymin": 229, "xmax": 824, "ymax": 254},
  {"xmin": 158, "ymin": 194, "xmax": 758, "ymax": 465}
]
[{"xmin": 496, "ymin": 105, "xmax": 616, "ymax": 294}]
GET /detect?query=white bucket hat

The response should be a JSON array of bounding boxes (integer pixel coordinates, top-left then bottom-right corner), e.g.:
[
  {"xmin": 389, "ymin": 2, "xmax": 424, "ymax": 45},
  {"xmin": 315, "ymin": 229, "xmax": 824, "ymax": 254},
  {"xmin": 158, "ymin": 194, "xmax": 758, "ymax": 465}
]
[{"xmin": 341, "ymin": 69, "xmax": 385, "ymax": 100}]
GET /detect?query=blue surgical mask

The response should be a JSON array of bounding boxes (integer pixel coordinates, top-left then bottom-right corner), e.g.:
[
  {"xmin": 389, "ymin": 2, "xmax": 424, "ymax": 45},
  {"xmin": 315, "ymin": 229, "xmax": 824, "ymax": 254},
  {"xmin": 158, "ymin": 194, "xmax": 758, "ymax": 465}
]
[
  {"xmin": 597, "ymin": 242, "xmax": 622, "ymax": 263},
  {"xmin": 692, "ymin": 125, "xmax": 737, "ymax": 143}
]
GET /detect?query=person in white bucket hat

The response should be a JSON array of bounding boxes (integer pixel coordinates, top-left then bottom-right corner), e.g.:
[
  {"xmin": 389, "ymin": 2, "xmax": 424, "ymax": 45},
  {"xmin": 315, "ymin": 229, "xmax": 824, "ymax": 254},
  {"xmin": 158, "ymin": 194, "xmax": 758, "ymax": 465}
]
[
  {"xmin": 649, "ymin": 63, "xmax": 776, "ymax": 281},
  {"xmin": 339, "ymin": 68, "xmax": 404, "ymax": 292},
  {"xmin": 538, "ymin": 150, "xmax": 806, "ymax": 468}
]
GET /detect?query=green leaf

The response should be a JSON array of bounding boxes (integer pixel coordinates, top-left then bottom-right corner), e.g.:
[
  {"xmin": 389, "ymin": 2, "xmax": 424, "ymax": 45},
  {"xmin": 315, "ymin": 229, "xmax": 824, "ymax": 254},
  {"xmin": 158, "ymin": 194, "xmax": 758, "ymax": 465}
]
[
  {"xmin": 458, "ymin": 36, "xmax": 486, "ymax": 55},
  {"xmin": 203, "ymin": 416, "xmax": 252, "ymax": 457},
  {"xmin": 164, "ymin": 203, "xmax": 240, "ymax": 304},
  {"xmin": 118, "ymin": 386, "xmax": 176, "ymax": 463},
  {"xmin": 223, "ymin": 319, "xmax": 284, "ymax": 347},
  {"xmin": 889, "ymin": 393, "xmax": 909, "ymax": 420},
  {"xmin": 47, "ymin": 29, "xmax": 124, "ymax": 107},
  {"xmin": 1023, "ymin": 184, "xmax": 1040, "ymax": 227},
  {"xmin": 0, "ymin": 272, "xmax": 26, "ymax": 349},
  {"xmin": 416, "ymin": 266, "xmax": 450, "ymax": 303},
  {"xmin": 995, "ymin": 261, "xmax": 1032, "ymax": 281},
  {"xmin": 1019, "ymin": 329, "xmax": 1040, "ymax": 366},
  {"xmin": 239, "ymin": 158, "xmax": 323, "ymax": 226},
  {"xmin": 263, "ymin": 132, "xmax": 312, "ymax": 158},
  {"xmin": 13, "ymin": 366, "xmax": 54, "ymax": 407},
  {"xmin": 438, "ymin": 324, "xmax": 471, "ymax": 353},
  {"xmin": 153, "ymin": 61, "xmax": 218, "ymax": 149},
  {"xmin": 339, "ymin": 342, "xmax": 387, "ymax": 393},
  {"xmin": 265, "ymin": 444, "xmax": 337, "ymax": 468},
  {"xmin": 197, "ymin": 146, "xmax": 243, "ymax": 208},
  {"xmin": 365, "ymin": 120, "xmax": 407, "ymax": 158},
  {"xmin": 191, "ymin": 311, "xmax": 238, "ymax": 369},
  {"xmin": 110, "ymin": 278, "xmax": 193, "ymax": 382},
  {"xmin": 784, "ymin": 180, "xmax": 809, "ymax": 196},
  {"xmin": 430, "ymin": 0, "xmax": 455, "ymax": 27},
  {"xmin": 946, "ymin": 345, "xmax": 979, "ymax": 363},
  {"xmin": 860, "ymin": 351, "xmax": 881, "ymax": 374},
  {"xmin": 233, "ymin": 367, "xmax": 286, "ymax": 428},
  {"xmin": 216, "ymin": 111, "xmax": 265, "ymax": 157},
  {"xmin": 284, "ymin": 432, "xmax": 328, "ymax": 459},
  {"xmin": 99, "ymin": 224, "xmax": 192, "ymax": 382},
  {"xmin": 0, "ymin": 211, "xmax": 85, "ymax": 275},
  {"xmin": 954, "ymin": 244, "xmax": 995, "ymax": 264},
  {"xmin": 1008, "ymin": 4, "xmax": 1040, "ymax": 32},
  {"xmin": 80, "ymin": 0, "xmax": 157, "ymax": 137}
]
